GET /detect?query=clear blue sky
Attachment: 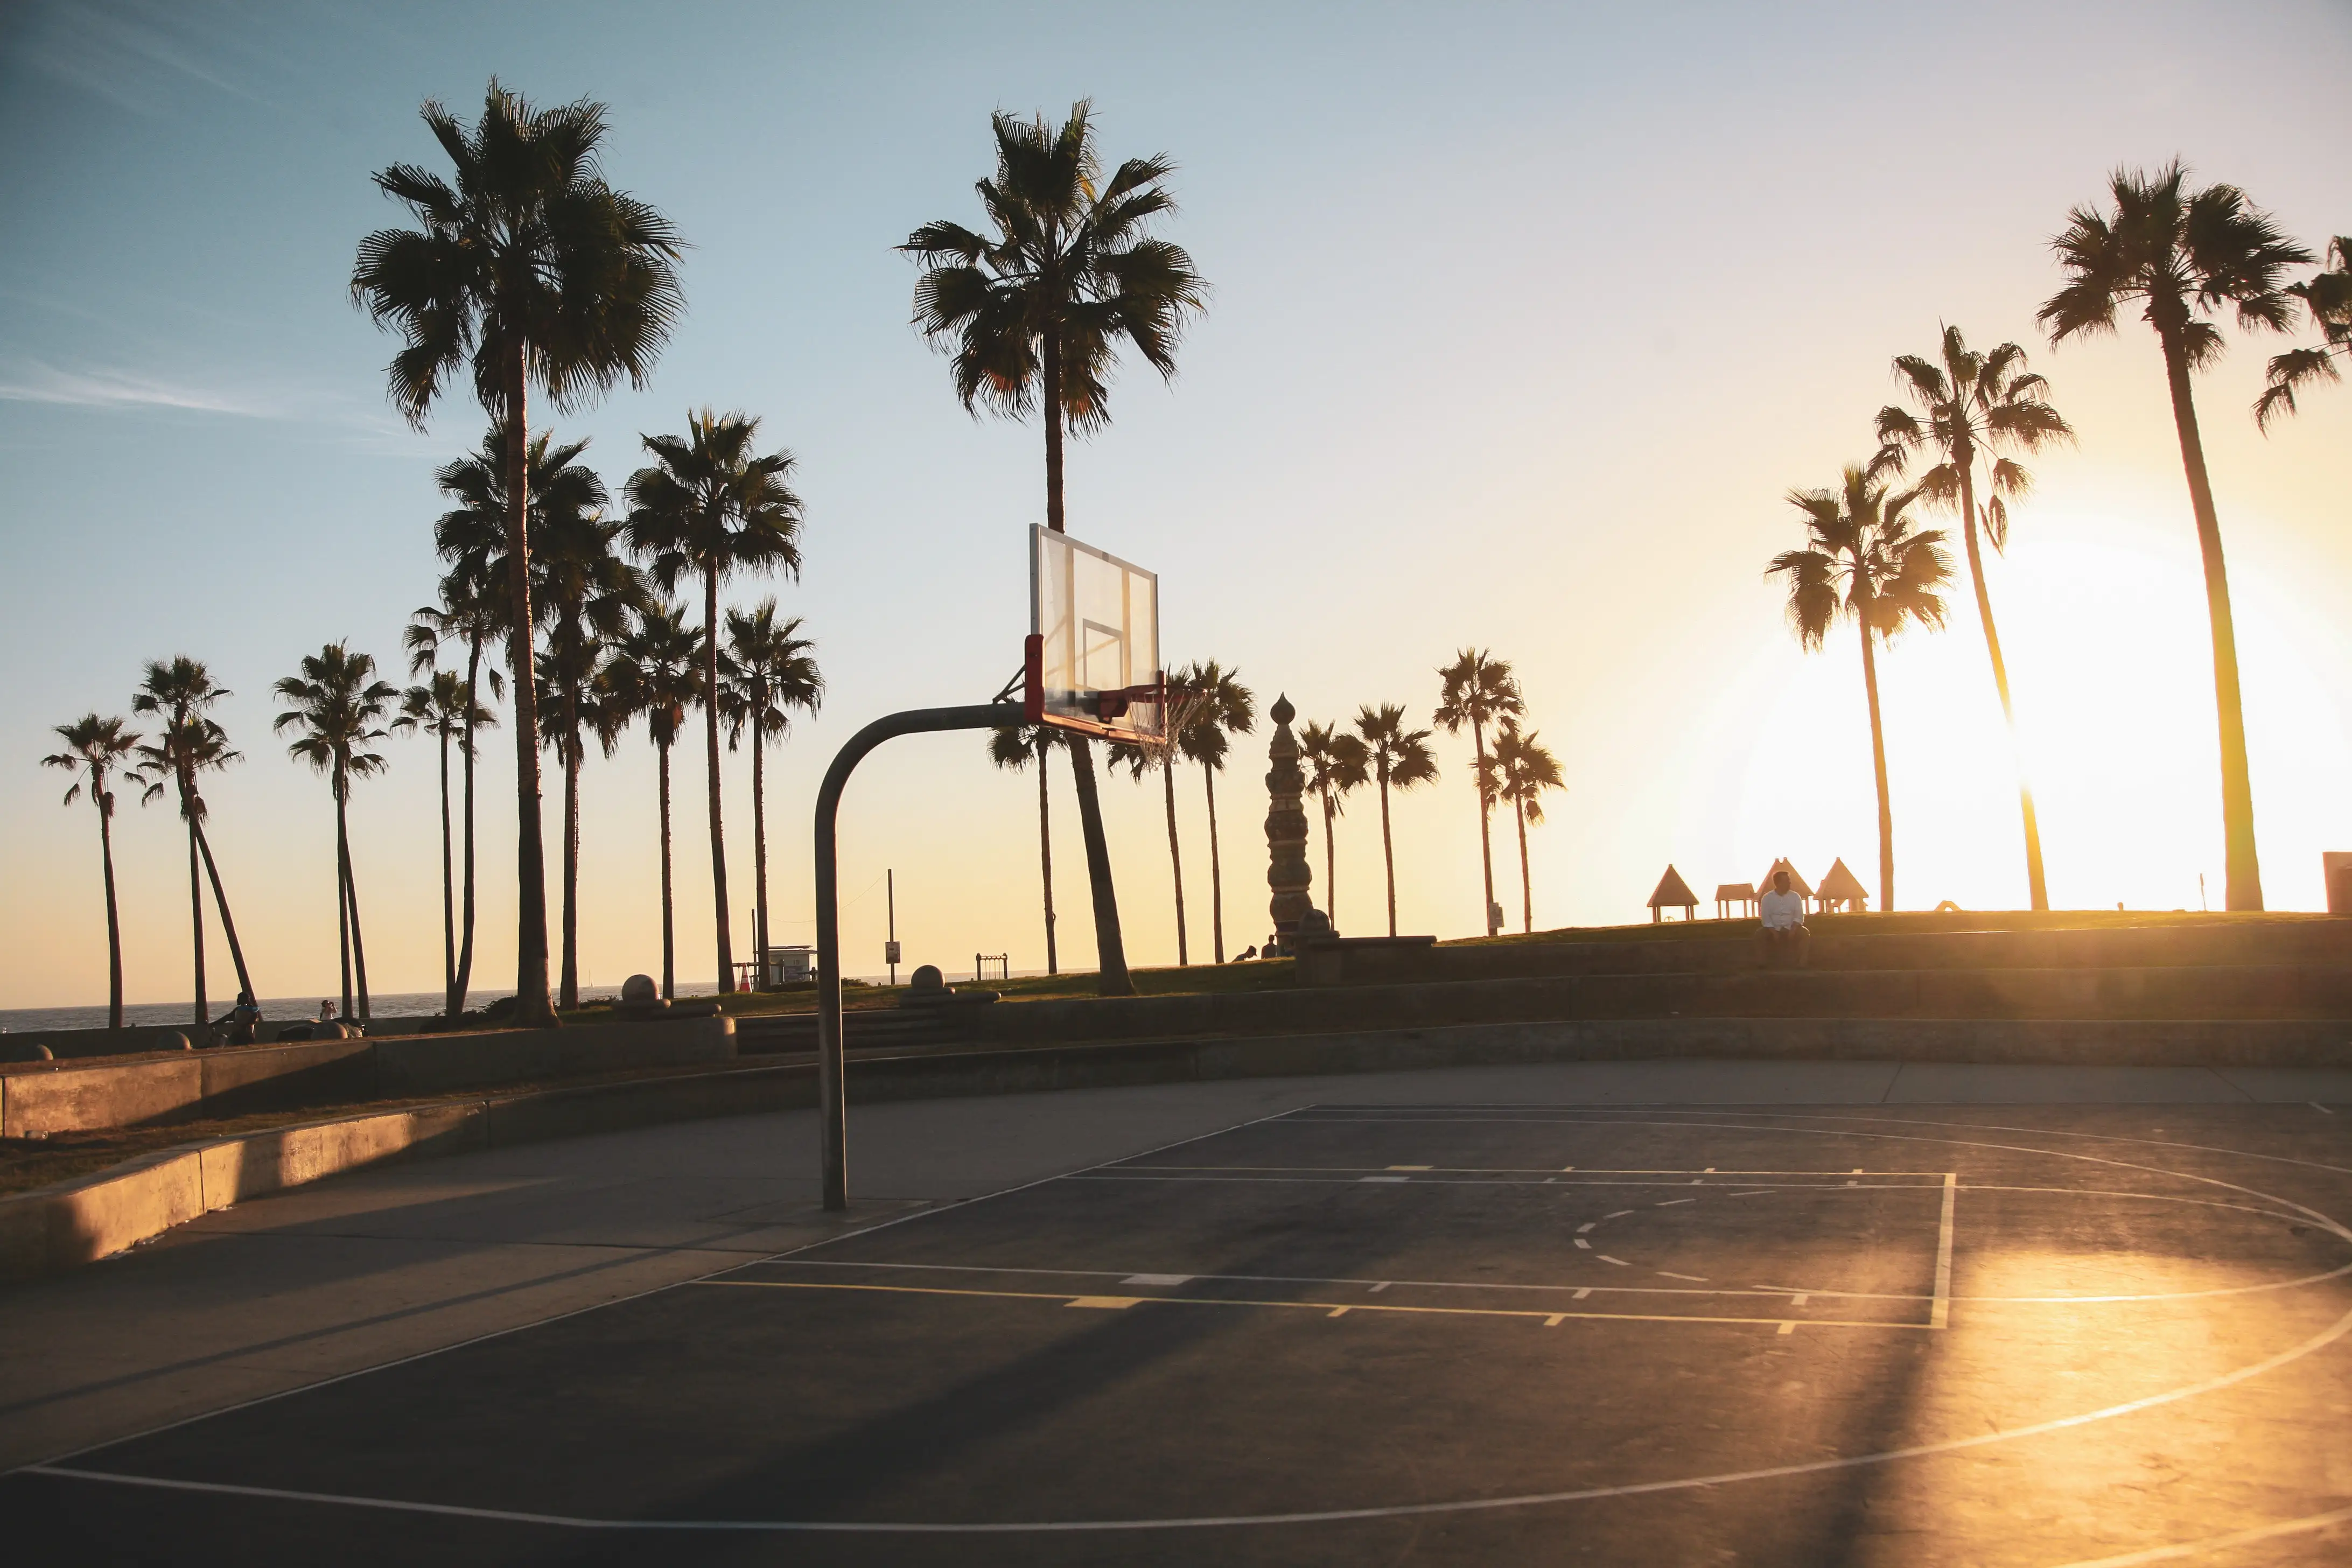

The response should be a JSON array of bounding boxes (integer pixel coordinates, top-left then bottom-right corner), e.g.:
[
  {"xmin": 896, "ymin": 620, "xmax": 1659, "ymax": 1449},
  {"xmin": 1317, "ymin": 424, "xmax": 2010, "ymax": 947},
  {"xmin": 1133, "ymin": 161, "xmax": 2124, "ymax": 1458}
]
[{"xmin": 4, "ymin": 1, "xmax": 2349, "ymax": 1008}]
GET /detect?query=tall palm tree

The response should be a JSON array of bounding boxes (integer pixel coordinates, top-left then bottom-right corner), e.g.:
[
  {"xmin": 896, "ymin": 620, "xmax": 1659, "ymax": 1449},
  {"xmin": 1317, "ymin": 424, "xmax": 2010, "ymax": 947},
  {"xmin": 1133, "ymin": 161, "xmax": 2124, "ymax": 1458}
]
[
  {"xmin": 1111, "ymin": 724, "xmax": 1192, "ymax": 965},
  {"xmin": 45, "ymin": 715, "xmax": 140, "ymax": 1030},
  {"xmin": 624, "ymin": 410, "xmax": 804, "ymax": 996},
  {"xmin": 1768, "ymin": 467, "xmax": 1954, "ymax": 914},
  {"xmin": 988, "ymin": 724, "xmax": 1064, "ymax": 975},
  {"xmin": 1299, "ymin": 721, "xmax": 1369, "ymax": 934},
  {"xmin": 1175, "ymin": 661, "xmax": 1255, "ymax": 963},
  {"xmin": 2039, "ymin": 162, "xmax": 2309, "ymax": 911},
  {"xmin": 1482, "ymin": 719, "xmax": 1564, "ymax": 934},
  {"xmin": 1354, "ymin": 704, "xmax": 1439, "ymax": 937},
  {"xmin": 129, "ymin": 657, "xmax": 255, "ymax": 1020},
  {"xmin": 536, "ymin": 507, "xmax": 651, "ymax": 1008},
  {"xmin": 352, "ymin": 81, "xmax": 684, "ymax": 1026},
  {"xmin": 601, "ymin": 602, "xmax": 699, "ymax": 999},
  {"xmin": 2257, "ymin": 236, "xmax": 2352, "ymax": 430},
  {"xmin": 393, "ymin": 670, "xmax": 495, "ymax": 1019},
  {"xmin": 274, "ymin": 643, "xmax": 398, "ymax": 1021},
  {"xmin": 1434, "ymin": 649, "xmax": 1523, "ymax": 936},
  {"xmin": 720, "ymin": 600, "xmax": 823, "ymax": 982},
  {"xmin": 1873, "ymin": 327, "xmax": 2074, "ymax": 911},
  {"xmin": 902, "ymin": 99, "xmax": 1207, "ymax": 998},
  {"xmin": 405, "ymin": 591, "xmax": 501, "ymax": 1016}
]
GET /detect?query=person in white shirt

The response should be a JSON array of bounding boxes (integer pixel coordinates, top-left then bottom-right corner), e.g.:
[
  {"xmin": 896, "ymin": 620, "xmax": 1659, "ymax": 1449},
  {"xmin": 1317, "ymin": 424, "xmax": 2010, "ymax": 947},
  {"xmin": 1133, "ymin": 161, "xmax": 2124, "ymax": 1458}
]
[{"xmin": 1759, "ymin": 870, "xmax": 1810, "ymax": 967}]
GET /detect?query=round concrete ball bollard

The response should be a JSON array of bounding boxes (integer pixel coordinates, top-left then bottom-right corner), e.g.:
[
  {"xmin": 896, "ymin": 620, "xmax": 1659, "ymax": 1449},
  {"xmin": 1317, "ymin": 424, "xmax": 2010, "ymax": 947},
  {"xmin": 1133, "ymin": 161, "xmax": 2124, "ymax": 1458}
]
[
  {"xmin": 909, "ymin": 964, "xmax": 945, "ymax": 994},
  {"xmin": 621, "ymin": 974, "xmax": 659, "ymax": 1006},
  {"xmin": 32, "ymin": 1044, "xmax": 54, "ymax": 1061},
  {"xmin": 164, "ymin": 1031, "xmax": 191, "ymax": 1051}
]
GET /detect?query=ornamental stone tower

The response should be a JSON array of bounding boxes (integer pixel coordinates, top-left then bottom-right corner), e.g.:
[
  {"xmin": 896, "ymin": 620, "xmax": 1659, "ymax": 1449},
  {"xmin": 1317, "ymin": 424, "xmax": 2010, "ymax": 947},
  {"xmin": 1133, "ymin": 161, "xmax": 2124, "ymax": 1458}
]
[{"xmin": 1264, "ymin": 694, "xmax": 1314, "ymax": 952}]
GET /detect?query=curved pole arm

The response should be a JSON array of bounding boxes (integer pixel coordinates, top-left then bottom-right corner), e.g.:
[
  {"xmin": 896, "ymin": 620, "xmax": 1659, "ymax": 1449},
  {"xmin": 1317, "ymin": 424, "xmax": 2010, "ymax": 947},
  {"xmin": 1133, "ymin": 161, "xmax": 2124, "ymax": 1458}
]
[{"xmin": 815, "ymin": 703, "xmax": 1025, "ymax": 1210}]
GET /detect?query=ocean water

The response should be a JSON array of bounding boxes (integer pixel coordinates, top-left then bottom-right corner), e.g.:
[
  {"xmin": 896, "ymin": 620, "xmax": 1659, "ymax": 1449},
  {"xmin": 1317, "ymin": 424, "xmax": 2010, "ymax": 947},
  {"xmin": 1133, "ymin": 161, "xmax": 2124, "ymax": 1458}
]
[{"xmin": 0, "ymin": 991, "xmax": 520, "ymax": 1034}]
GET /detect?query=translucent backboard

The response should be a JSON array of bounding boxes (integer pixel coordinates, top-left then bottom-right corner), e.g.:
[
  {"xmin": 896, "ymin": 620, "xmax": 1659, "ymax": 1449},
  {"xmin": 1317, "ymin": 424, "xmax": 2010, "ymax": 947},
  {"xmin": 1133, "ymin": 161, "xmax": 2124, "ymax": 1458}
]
[{"xmin": 1027, "ymin": 525, "xmax": 1163, "ymax": 740}]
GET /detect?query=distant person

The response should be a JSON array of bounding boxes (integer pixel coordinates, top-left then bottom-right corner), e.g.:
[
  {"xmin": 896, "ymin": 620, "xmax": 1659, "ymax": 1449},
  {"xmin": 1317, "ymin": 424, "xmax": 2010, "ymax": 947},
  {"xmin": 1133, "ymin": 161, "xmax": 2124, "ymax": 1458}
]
[
  {"xmin": 1234, "ymin": 945, "xmax": 1257, "ymax": 962},
  {"xmin": 220, "ymin": 991, "xmax": 261, "ymax": 1046},
  {"xmin": 1760, "ymin": 870, "xmax": 1810, "ymax": 968},
  {"xmin": 318, "ymin": 999, "xmax": 337, "ymax": 1023}
]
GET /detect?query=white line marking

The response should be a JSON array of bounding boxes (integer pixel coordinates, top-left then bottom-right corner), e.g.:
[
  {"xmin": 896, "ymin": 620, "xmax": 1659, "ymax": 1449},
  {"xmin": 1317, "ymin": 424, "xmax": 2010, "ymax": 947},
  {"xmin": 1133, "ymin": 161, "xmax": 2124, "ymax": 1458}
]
[
  {"xmin": 1730, "ymin": 1189, "xmax": 1775, "ymax": 1196},
  {"xmin": 1368, "ymin": 1282, "xmax": 1390, "ymax": 1293},
  {"xmin": 1606, "ymin": 1210, "xmax": 1634, "ymax": 1219},
  {"xmin": 1790, "ymin": 1294, "xmax": 1809, "ymax": 1306},
  {"xmin": 1658, "ymin": 1272, "xmax": 1707, "ymax": 1283},
  {"xmin": 1388, "ymin": 1165, "xmax": 1432, "ymax": 1171},
  {"xmin": 1326, "ymin": 1306, "xmax": 1350, "ymax": 1318},
  {"xmin": 1359, "ymin": 1175, "xmax": 1409, "ymax": 1184},
  {"xmin": 1574, "ymin": 1240, "xmax": 1591, "ymax": 1250},
  {"xmin": 1655, "ymin": 1199, "xmax": 1693, "ymax": 1207},
  {"xmin": 1597, "ymin": 1255, "xmax": 1629, "ymax": 1266},
  {"xmin": 1777, "ymin": 1321, "xmax": 1796, "ymax": 1335},
  {"xmin": 1931, "ymin": 1172, "xmax": 1957, "ymax": 1330},
  {"xmin": 2314, "ymin": 1103, "xmax": 2336, "ymax": 1115},
  {"xmin": 1543, "ymin": 1313, "xmax": 1565, "ymax": 1326},
  {"xmin": 2044, "ymin": 1503, "xmax": 2352, "ymax": 1566},
  {"xmin": 1121, "ymin": 1275, "xmax": 1192, "ymax": 1287},
  {"xmin": 1576, "ymin": 1223, "xmax": 1597, "ymax": 1233},
  {"xmin": 1573, "ymin": 1288, "xmax": 1592, "ymax": 1300}
]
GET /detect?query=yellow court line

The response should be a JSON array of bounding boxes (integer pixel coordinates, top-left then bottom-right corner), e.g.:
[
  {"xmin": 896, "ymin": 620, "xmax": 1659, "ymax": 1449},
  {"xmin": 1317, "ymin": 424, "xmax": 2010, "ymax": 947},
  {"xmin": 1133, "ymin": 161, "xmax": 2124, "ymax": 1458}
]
[{"xmin": 694, "ymin": 1277, "xmax": 1936, "ymax": 1332}]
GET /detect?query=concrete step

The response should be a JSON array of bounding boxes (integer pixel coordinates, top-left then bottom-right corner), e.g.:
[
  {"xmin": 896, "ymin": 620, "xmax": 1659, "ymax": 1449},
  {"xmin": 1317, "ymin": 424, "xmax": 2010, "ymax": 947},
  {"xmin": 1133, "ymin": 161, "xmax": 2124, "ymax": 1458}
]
[{"xmin": 734, "ymin": 1008, "xmax": 976, "ymax": 1055}]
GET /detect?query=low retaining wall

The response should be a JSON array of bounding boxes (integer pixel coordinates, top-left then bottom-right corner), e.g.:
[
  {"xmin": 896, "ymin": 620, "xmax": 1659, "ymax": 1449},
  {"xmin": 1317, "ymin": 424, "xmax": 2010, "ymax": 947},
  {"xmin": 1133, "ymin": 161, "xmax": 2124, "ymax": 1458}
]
[{"xmin": 0, "ymin": 1017, "xmax": 734, "ymax": 1138}]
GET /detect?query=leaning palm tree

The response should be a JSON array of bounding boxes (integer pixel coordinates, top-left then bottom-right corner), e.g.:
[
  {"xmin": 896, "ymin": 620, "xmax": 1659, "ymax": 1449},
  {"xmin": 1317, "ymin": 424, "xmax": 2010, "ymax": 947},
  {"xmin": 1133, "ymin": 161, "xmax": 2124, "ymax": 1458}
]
[
  {"xmin": 624, "ymin": 410, "xmax": 804, "ymax": 996},
  {"xmin": 600, "ymin": 601, "xmax": 701, "ymax": 999},
  {"xmin": 1434, "ymin": 649, "xmax": 1524, "ymax": 936},
  {"xmin": 988, "ymin": 724, "xmax": 1065, "ymax": 975},
  {"xmin": 274, "ymin": 643, "xmax": 398, "ymax": 1021},
  {"xmin": 44, "ymin": 715, "xmax": 140, "ymax": 1029},
  {"xmin": 1299, "ymin": 720, "xmax": 1369, "ymax": 933},
  {"xmin": 2038, "ymin": 162, "xmax": 2310, "ymax": 911},
  {"xmin": 1354, "ymin": 704, "xmax": 1440, "ymax": 937},
  {"xmin": 393, "ymin": 670, "xmax": 495, "ymax": 1019},
  {"xmin": 1482, "ymin": 719, "xmax": 1564, "ymax": 935},
  {"xmin": 2257, "ymin": 236, "xmax": 2352, "ymax": 430},
  {"xmin": 1768, "ymin": 467, "xmax": 1954, "ymax": 914},
  {"xmin": 1175, "ymin": 661, "xmax": 1255, "ymax": 962},
  {"xmin": 1873, "ymin": 327, "xmax": 2074, "ymax": 912},
  {"xmin": 902, "ymin": 99, "xmax": 1207, "ymax": 997},
  {"xmin": 129, "ymin": 657, "xmax": 255, "ymax": 1021},
  {"xmin": 352, "ymin": 81, "xmax": 684, "ymax": 1026},
  {"xmin": 719, "ymin": 601, "xmax": 823, "ymax": 981}
]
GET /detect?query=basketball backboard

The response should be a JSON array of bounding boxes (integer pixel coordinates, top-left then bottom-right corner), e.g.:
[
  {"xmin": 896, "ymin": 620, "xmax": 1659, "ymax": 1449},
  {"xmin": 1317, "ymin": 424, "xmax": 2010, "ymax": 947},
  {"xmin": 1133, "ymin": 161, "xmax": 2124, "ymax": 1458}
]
[{"xmin": 1026, "ymin": 525, "xmax": 1164, "ymax": 741}]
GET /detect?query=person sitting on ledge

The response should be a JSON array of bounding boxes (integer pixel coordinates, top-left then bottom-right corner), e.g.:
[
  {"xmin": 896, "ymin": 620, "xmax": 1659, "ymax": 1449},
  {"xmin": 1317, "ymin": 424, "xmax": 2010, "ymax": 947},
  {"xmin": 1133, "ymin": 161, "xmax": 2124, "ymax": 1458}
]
[{"xmin": 1760, "ymin": 869, "xmax": 1810, "ymax": 968}]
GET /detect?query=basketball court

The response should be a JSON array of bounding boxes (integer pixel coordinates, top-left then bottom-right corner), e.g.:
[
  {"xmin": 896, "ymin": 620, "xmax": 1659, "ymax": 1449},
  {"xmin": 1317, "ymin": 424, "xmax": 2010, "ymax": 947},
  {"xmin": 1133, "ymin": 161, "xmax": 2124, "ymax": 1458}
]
[{"xmin": 8, "ymin": 1098, "xmax": 2351, "ymax": 1564}]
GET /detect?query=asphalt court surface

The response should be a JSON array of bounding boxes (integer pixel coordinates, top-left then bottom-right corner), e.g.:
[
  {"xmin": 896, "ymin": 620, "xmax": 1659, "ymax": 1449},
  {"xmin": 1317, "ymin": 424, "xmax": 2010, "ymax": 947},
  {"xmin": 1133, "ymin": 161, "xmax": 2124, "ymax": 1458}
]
[{"xmin": 9, "ymin": 1102, "xmax": 2352, "ymax": 1565}]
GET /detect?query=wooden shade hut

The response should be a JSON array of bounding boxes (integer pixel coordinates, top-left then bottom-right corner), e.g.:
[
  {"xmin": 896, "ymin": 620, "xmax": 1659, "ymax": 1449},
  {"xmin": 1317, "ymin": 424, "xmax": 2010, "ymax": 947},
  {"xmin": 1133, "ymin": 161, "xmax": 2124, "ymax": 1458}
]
[
  {"xmin": 1648, "ymin": 865, "xmax": 1699, "ymax": 923},
  {"xmin": 1758, "ymin": 858, "xmax": 1814, "ymax": 908},
  {"xmin": 1815, "ymin": 857, "xmax": 1868, "ymax": 913},
  {"xmin": 1714, "ymin": 883, "xmax": 1758, "ymax": 919}
]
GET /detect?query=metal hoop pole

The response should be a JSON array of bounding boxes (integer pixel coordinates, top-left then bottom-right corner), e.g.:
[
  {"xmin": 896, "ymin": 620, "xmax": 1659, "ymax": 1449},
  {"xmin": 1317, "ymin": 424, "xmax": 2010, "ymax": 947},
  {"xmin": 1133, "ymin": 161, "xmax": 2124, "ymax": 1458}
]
[{"xmin": 815, "ymin": 703, "xmax": 1024, "ymax": 1210}]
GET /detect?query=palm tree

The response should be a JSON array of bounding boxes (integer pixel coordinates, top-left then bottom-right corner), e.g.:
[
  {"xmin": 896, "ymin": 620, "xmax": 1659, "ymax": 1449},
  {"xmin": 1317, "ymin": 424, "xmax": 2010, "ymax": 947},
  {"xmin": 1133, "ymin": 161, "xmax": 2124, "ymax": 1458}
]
[
  {"xmin": 1111, "ymin": 724, "xmax": 1192, "ymax": 965},
  {"xmin": 128, "ymin": 657, "xmax": 255, "ymax": 1022},
  {"xmin": 405, "ymin": 591, "xmax": 501, "ymax": 1016},
  {"xmin": 44, "ymin": 715, "xmax": 140, "ymax": 1029},
  {"xmin": 601, "ymin": 602, "xmax": 699, "ymax": 999},
  {"xmin": 1175, "ymin": 661, "xmax": 1255, "ymax": 962},
  {"xmin": 988, "ymin": 724, "xmax": 1065, "ymax": 975},
  {"xmin": 2257, "ymin": 236, "xmax": 2352, "ymax": 430},
  {"xmin": 720, "ymin": 601, "xmax": 823, "ymax": 983},
  {"xmin": 1299, "ymin": 721, "xmax": 1369, "ymax": 933},
  {"xmin": 393, "ymin": 670, "xmax": 495, "ymax": 1019},
  {"xmin": 274, "ymin": 643, "xmax": 398, "ymax": 1021},
  {"xmin": 1354, "ymin": 704, "xmax": 1439, "ymax": 937},
  {"xmin": 1872, "ymin": 328, "xmax": 2074, "ymax": 911},
  {"xmin": 2038, "ymin": 162, "xmax": 2310, "ymax": 911},
  {"xmin": 1434, "ymin": 649, "xmax": 1524, "ymax": 936},
  {"xmin": 624, "ymin": 410, "xmax": 804, "ymax": 996},
  {"xmin": 1482, "ymin": 719, "xmax": 1564, "ymax": 934},
  {"xmin": 352, "ymin": 81, "xmax": 684, "ymax": 1026},
  {"xmin": 1768, "ymin": 467, "xmax": 1954, "ymax": 913},
  {"xmin": 901, "ymin": 99, "xmax": 1208, "ymax": 998}
]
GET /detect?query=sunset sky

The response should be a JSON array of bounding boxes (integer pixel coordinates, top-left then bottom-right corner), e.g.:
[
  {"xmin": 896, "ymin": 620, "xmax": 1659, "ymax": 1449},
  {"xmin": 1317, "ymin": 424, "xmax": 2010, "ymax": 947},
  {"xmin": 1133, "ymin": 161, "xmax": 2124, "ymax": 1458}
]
[{"xmin": 3, "ymin": 1, "xmax": 2348, "ymax": 1010}]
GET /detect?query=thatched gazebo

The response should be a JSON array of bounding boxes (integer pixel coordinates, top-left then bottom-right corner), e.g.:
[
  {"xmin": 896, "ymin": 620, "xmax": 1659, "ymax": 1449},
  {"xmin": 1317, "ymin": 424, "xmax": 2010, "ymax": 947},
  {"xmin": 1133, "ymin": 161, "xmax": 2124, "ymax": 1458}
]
[
  {"xmin": 1758, "ymin": 858, "xmax": 1814, "ymax": 909},
  {"xmin": 1816, "ymin": 857, "xmax": 1868, "ymax": 913},
  {"xmin": 1714, "ymin": 883, "xmax": 1758, "ymax": 919},
  {"xmin": 1649, "ymin": 865, "xmax": 1699, "ymax": 923}
]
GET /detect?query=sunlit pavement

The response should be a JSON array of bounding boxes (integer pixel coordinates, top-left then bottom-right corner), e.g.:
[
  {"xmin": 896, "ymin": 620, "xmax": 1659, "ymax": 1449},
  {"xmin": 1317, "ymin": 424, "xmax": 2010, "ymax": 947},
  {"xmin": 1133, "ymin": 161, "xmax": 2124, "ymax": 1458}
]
[{"xmin": 3, "ymin": 1059, "xmax": 2348, "ymax": 1564}]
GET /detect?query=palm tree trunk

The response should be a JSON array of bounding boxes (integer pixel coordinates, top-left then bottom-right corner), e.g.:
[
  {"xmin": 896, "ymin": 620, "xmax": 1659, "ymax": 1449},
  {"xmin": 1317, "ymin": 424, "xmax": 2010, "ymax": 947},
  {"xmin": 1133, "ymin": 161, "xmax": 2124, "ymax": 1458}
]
[
  {"xmin": 437, "ymin": 725, "xmax": 456, "ymax": 1014},
  {"xmin": 752, "ymin": 716, "xmax": 769, "ymax": 990},
  {"xmin": 703, "ymin": 566, "xmax": 735, "ymax": 992},
  {"xmin": 561, "ymin": 720, "xmax": 581, "ymax": 1011},
  {"xmin": 1063, "ymin": 736, "xmax": 1135, "ymax": 995},
  {"xmin": 1516, "ymin": 797, "xmax": 1532, "ymax": 933},
  {"xmin": 1044, "ymin": 329, "xmax": 1066, "ymax": 535},
  {"xmin": 334, "ymin": 774, "xmax": 353, "ymax": 1022},
  {"xmin": 2159, "ymin": 324, "xmax": 2264, "ymax": 911},
  {"xmin": 185, "ymin": 811, "xmax": 207, "ymax": 1028},
  {"xmin": 455, "ymin": 630, "xmax": 483, "ymax": 1016},
  {"xmin": 502, "ymin": 353, "xmax": 556, "ymax": 1027},
  {"xmin": 97, "ymin": 796, "xmax": 123, "ymax": 1031},
  {"xmin": 341, "ymin": 794, "xmax": 371, "ymax": 1020},
  {"xmin": 1163, "ymin": 761, "xmax": 1188, "ymax": 965},
  {"xmin": 1204, "ymin": 766, "xmax": 1226, "ymax": 963},
  {"xmin": 1857, "ymin": 615, "xmax": 1895, "ymax": 914},
  {"xmin": 658, "ymin": 740, "xmax": 675, "ymax": 1001},
  {"xmin": 1379, "ymin": 771, "xmax": 1398, "ymax": 937},
  {"xmin": 194, "ymin": 823, "xmax": 252, "ymax": 1001},
  {"xmin": 1320, "ymin": 787, "xmax": 1339, "ymax": 932},
  {"xmin": 1037, "ymin": 740, "xmax": 1058, "ymax": 975},
  {"xmin": 1473, "ymin": 717, "xmax": 1496, "ymax": 936},
  {"xmin": 1956, "ymin": 457, "xmax": 2049, "ymax": 912}
]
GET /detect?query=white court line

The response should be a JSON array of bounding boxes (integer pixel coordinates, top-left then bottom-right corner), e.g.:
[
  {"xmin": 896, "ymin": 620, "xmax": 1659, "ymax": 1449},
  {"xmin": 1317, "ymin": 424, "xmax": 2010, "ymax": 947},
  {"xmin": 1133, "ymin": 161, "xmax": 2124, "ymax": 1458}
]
[
  {"xmin": 1931, "ymin": 1173, "xmax": 1957, "ymax": 1330},
  {"xmin": 2044, "ymin": 1503, "xmax": 2352, "ymax": 1566},
  {"xmin": 1597, "ymin": 1255, "xmax": 1629, "ymax": 1266},
  {"xmin": 2315, "ymin": 1103, "xmax": 2336, "ymax": 1115},
  {"xmin": 1655, "ymin": 1199, "xmax": 1693, "ymax": 1207}
]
